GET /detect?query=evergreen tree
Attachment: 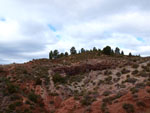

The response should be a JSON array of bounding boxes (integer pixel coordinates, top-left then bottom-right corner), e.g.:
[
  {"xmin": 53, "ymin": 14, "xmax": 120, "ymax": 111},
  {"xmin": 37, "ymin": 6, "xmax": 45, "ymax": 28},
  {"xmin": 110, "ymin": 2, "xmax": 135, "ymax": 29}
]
[
  {"xmin": 49, "ymin": 51, "xmax": 53, "ymax": 60},
  {"xmin": 81, "ymin": 48, "xmax": 85, "ymax": 53},
  {"xmin": 121, "ymin": 51, "xmax": 124, "ymax": 55},
  {"xmin": 103, "ymin": 46, "xmax": 112, "ymax": 55},
  {"xmin": 59, "ymin": 53, "xmax": 64, "ymax": 58},
  {"xmin": 53, "ymin": 50, "xmax": 59, "ymax": 59},
  {"xmin": 70, "ymin": 47, "xmax": 77, "ymax": 55},
  {"xmin": 65, "ymin": 52, "xmax": 69, "ymax": 56},
  {"xmin": 93, "ymin": 47, "xmax": 97, "ymax": 51},
  {"xmin": 129, "ymin": 52, "xmax": 132, "ymax": 57},
  {"xmin": 115, "ymin": 47, "xmax": 120, "ymax": 55}
]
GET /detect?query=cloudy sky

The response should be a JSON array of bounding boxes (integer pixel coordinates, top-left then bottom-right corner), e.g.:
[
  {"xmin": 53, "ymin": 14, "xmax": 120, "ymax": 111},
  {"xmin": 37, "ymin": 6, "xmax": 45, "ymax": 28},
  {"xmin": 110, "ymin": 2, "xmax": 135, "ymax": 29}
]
[{"xmin": 0, "ymin": 0, "xmax": 150, "ymax": 64}]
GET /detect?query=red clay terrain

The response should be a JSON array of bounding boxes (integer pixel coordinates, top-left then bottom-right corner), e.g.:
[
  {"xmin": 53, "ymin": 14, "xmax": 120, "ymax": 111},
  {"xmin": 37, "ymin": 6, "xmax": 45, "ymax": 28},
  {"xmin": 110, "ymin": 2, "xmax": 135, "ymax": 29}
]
[{"xmin": 0, "ymin": 52, "xmax": 150, "ymax": 113}]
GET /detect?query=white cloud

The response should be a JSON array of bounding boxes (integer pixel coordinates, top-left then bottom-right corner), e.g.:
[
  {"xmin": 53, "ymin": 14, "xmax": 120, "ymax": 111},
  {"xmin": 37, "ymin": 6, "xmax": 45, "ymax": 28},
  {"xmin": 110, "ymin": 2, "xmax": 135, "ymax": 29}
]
[{"xmin": 0, "ymin": 0, "xmax": 150, "ymax": 64}]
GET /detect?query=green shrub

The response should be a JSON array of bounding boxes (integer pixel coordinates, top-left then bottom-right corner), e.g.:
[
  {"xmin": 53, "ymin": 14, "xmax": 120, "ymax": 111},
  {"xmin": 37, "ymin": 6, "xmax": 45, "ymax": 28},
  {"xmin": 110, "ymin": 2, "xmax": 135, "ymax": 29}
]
[
  {"xmin": 7, "ymin": 83, "xmax": 19, "ymax": 94},
  {"xmin": 10, "ymin": 94, "xmax": 21, "ymax": 101},
  {"xmin": 103, "ymin": 91, "xmax": 112, "ymax": 96},
  {"xmin": 130, "ymin": 87, "xmax": 139, "ymax": 94},
  {"xmin": 132, "ymin": 70, "xmax": 139, "ymax": 75},
  {"xmin": 121, "ymin": 68, "xmax": 130, "ymax": 74},
  {"xmin": 104, "ymin": 70, "xmax": 112, "ymax": 75},
  {"xmin": 81, "ymin": 94, "xmax": 95, "ymax": 106},
  {"xmin": 136, "ymin": 101, "xmax": 146, "ymax": 107},
  {"xmin": 101, "ymin": 102, "xmax": 107, "ymax": 112},
  {"xmin": 135, "ymin": 83, "xmax": 145, "ymax": 89},
  {"xmin": 122, "ymin": 103, "xmax": 134, "ymax": 113},
  {"xmin": 15, "ymin": 101, "xmax": 23, "ymax": 106},
  {"xmin": 132, "ymin": 64, "xmax": 139, "ymax": 69},
  {"xmin": 28, "ymin": 92, "xmax": 38, "ymax": 103},
  {"xmin": 125, "ymin": 78, "xmax": 137, "ymax": 84},
  {"xmin": 52, "ymin": 73, "xmax": 66, "ymax": 84},
  {"xmin": 35, "ymin": 78, "xmax": 42, "ymax": 85},
  {"xmin": 9, "ymin": 104, "xmax": 16, "ymax": 110},
  {"xmin": 116, "ymin": 72, "xmax": 121, "ymax": 77},
  {"xmin": 138, "ymin": 71, "xmax": 148, "ymax": 77}
]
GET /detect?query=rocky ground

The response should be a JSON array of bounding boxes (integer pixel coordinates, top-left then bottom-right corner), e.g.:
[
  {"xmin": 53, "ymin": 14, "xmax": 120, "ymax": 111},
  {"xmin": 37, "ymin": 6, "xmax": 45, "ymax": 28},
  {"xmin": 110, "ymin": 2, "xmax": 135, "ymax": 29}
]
[{"xmin": 0, "ymin": 52, "xmax": 150, "ymax": 113}]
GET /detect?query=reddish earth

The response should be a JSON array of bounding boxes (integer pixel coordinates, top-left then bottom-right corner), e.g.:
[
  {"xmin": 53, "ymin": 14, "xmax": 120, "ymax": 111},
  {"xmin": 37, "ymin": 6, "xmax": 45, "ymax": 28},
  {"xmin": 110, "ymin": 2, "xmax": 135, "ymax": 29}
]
[{"xmin": 0, "ymin": 55, "xmax": 150, "ymax": 113}]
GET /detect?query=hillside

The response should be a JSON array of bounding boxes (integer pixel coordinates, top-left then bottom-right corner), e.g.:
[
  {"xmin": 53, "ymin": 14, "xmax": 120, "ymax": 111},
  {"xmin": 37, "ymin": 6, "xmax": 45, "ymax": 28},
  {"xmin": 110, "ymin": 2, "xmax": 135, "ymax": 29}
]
[{"xmin": 0, "ymin": 52, "xmax": 150, "ymax": 113}]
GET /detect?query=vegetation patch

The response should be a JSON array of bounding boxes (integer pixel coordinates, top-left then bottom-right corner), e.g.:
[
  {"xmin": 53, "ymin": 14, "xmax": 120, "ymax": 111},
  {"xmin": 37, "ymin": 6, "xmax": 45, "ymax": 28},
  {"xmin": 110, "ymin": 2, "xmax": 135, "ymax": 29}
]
[
  {"xmin": 52, "ymin": 73, "xmax": 66, "ymax": 84},
  {"xmin": 122, "ymin": 103, "xmax": 135, "ymax": 113}
]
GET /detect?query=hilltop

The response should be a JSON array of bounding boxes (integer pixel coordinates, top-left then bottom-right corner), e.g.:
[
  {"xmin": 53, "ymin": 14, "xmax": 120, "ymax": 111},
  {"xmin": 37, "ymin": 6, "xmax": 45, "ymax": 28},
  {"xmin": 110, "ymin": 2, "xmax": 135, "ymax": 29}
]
[{"xmin": 0, "ymin": 50, "xmax": 150, "ymax": 113}]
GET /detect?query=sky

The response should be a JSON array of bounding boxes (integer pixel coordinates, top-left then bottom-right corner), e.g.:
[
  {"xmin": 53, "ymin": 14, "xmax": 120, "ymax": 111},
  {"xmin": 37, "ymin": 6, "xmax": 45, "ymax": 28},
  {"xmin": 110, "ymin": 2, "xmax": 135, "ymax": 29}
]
[{"xmin": 0, "ymin": 0, "xmax": 150, "ymax": 64}]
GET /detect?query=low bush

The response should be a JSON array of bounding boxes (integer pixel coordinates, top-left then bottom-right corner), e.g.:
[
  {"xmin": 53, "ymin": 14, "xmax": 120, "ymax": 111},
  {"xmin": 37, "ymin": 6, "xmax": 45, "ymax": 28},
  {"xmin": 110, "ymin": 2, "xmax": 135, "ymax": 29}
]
[
  {"xmin": 136, "ymin": 101, "xmax": 146, "ymax": 107},
  {"xmin": 103, "ymin": 91, "xmax": 112, "ymax": 96},
  {"xmin": 116, "ymin": 72, "xmax": 121, "ymax": 77},
  {"xmin": 81, "ymin": 94, "xmax": 96, "ymax": 106},
  {"xmin": 130, "ymin": 87, "xmax": 139, "ymax": 94},
  {"xmin": 132, "ymin": 70, "xmax": 139, "ymax": 75},
  {"xmin": 52, "ymin": 73, "xmax": 66, "ymax": 84},
  {"xmin": 35, "ymin": 78, "xmax": 42, "ymax": 85},
  {"xmin": 125, "ymin": 78, "xmax": 137, "ymax": 84},
  {"xmin": 132, "ymin": 64, "xmax": 139, "ymax": 69},
  {"xmin": 121, "ymin": 68, "xmax": 130, "ymax": 74},
  {"xmin": 122, "ymin": 103, "xmax": 134, "ymax": 113},
  {"xmin": 135, "ymin": 83, "xmax": 145, "ymax": 89},
  {"xmin": 28, "ymin": 92, "xmax": 38, "ymax": 103}
]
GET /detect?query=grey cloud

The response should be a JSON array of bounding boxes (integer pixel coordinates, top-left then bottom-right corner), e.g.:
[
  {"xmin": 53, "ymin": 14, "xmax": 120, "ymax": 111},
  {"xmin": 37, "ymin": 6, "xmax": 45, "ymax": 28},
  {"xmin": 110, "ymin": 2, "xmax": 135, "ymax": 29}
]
[{"xmin": 0, "ymin": 0, "xmax": 150, "ymax": 64}]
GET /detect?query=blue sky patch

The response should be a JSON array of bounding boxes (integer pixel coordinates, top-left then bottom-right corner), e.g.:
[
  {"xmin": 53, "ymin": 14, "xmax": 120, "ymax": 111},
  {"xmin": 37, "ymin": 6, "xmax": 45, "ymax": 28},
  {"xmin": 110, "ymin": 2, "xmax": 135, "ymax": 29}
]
[
  {"xmin": 56, "ymin": 35, "xmax": 61, "ymax": 38},
  {"xmin": 137, "ymin": 37, "xmax": 144, "ymax": 42},
  {"xmin": 48, "ymin": 24, "xmax": 56, "ymax": 32},
  {"xmin": 0, "ymin": 17, "xmax": 6, "ymax": 22}
]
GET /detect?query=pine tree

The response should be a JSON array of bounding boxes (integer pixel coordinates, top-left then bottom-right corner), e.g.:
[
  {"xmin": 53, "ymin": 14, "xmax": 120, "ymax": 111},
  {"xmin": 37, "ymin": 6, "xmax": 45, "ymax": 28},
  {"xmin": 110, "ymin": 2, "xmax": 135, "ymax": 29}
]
[
  {"xmin": 65, "ymin": 52, "xmax": 69, "ymax": 56},
  {"xmin": 53, "ymin": 50, "xmax": 59, "ymax": 59},
  {"xmin": 70, "ymin": 47, "xmax": 77, "ymax": 55},
  {"xmin": 129, "ymin": 52, "xmax": 132, "ymax": 57},
  {"xmin": 103, "ymin": 46, "xmax": 112, "ymax": 55},
  {"xmin": 81, "ymin": 48, "xmax": 85, "ymax": 53},
  {"xmin": 93, "ymin": 47, "xmax": 97, "ymax": 51},
  {"xmin": 49, "ymin": 51, "xmax": 53, "ymax": 60},
  {"xmin": 121, "ymin": 51, "xmax": 124, "ymax": 55},
  {"xmin": 115, "ymin": 47, "xmax": 120, "ymax": 55}
]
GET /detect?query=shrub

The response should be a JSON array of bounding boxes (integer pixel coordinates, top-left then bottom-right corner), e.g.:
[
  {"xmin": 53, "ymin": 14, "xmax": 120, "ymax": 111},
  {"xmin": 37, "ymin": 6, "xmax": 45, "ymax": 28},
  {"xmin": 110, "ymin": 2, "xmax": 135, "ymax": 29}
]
[
  {"xmin": 125, "ymin": 78, "xmax": 137, "ymax": 84},
  {"xmin": 105, "ymin": 76, "xmax": 112, "ymax": 81},
  {"xmin": 81, "ymin": 94, "xmax": 96, "ymax": 106},
  {"xmin": 10, "ymin": 94, "xmax": 21, "ymax": 101},
  {"xmin": 121, "ymin": 68, "xmax": 130, "ymax": 74},
  {"xmin": 138, "ymin": 71, "xmax": 148, "ymax": 77},
  {"xmin": 146, "ymin": 81, "xmax": 150, "ymax": 86},
  {"xmin": 136, "ymin": 101, "xmax": 146, "ymax": 107},
  {"xmin": 122, "ymin": 103, "xmax": 134, "ymax": 113},
  {"xmin": 28, "ymin": 92, "xmax": 38, "ymax": 103},
  {"xmin": 15, "ymin": 101, "xmax": 23, "ymax": 106},
  {"xmin": 132, "ymin": 70, "xmax": 139, "ymax": 75},
  {"xmin": 104, "ymin": 76, "xmax": 112, "ymax": 84},
  {"xmin": 135, "ymin": 83, "xmax": 145, "ymax": 89},
  {"xmin": 104, "ymin": 70, "xmax": 112, "ymax": 75},
  {"xmin": 132, "ymin": 64, "xmax": 139, "ymax": 69},
  {"xmin": 9, "ymin": 104, "xmax": 16, "ymax": 110},
  {"xmin": 116, "ymin": 72, "xmax": 121, "ymax": 77},
  {"xmin": 101, "ymin": 102, "xmax": 108, "ymax": 113},
  {"xmin": 7, "ymin": 83, "xmax": 19, "ymax": 94},
  {"xmin": 35, "ymin": 78, "xmax": 42, "ymax": 85},
  {"xmin": 52, "ymin": 73, "xmax": 66, "ymax": 84},
  {"xmin": 126, "ymin": 75, "xmax": 130, "ymax": 78},
  {"xmin": 103, "ymin": 91, "xmax": 112, "ymax": 96},
  {"xmin": 130, "ymin": 87, "xmax": 139, "ymax": 94},
  {"xmin": 113, "ymin": 78, "xmax": 120, "ymax": 82}
]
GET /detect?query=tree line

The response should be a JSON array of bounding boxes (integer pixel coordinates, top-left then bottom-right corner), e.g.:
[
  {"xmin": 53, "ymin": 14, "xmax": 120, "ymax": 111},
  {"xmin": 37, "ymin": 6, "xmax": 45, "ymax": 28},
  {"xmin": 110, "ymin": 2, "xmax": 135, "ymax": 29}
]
[{"xmin": 49, "ymin": 46, "xmax": 134, "ymax": 60}]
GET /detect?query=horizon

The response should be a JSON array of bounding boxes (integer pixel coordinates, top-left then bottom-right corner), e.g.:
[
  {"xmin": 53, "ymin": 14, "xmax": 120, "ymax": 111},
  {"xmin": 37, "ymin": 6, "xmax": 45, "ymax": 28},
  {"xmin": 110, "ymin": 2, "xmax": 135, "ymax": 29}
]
[{"xmin": 0, "ymin": 0, "xmax": 150, "ymax": 64}]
